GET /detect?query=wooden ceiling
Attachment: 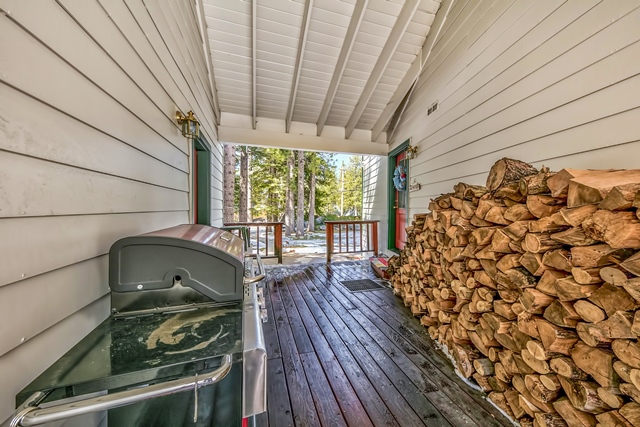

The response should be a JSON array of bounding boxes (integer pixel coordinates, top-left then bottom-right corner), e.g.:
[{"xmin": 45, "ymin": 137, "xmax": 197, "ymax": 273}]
[{"xmin": 203, "ymin": 0, "xmax": 442, "ymax": 144}]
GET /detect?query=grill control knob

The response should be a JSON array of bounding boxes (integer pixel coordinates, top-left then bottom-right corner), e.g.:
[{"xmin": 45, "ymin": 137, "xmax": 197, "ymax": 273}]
[{"xmin": 260, "ymin": 308, "xmax": 268, "ymax": 323}]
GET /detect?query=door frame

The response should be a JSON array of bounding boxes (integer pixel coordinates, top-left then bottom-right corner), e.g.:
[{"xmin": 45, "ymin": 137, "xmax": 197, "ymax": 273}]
[
  {"xmin": 387, "ymin": 138, "xmax": 411, "ymax": 252},
  {"xmin": 194, "ymin": 137, "xmax": 212, "ymax": 225}
]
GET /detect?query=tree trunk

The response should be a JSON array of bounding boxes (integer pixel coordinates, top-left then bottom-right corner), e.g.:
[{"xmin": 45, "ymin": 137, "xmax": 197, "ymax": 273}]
[
  {"xmin": 223, "ymin": 144, "xmax": 235, "ymax": 224},
  {"xmin": 239, "ymin": 147, "xmax": 248, "ymax": 222},
  {"xmin": 296, "ymin": 150, "xmax": 305, "ymax": 237},
  {"xmin": 308, "ymin": 156, "xmax": 316, "ymax": 232},
  {"xmin": 285, "ymin": 151, "xmax": 295, "ymax": 237}
]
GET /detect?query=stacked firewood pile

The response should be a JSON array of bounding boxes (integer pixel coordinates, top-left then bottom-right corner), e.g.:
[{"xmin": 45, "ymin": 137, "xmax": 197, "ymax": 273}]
[{"xmin": 389, "ymin": 158, "xmax": 640, "ymax": 427}]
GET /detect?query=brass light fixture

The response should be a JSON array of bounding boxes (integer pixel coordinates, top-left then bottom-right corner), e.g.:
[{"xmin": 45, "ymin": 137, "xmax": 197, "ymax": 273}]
[
  {"xmin": 176, "ymin": 110, "xmax": 200, "ymax": 139},
  {"xmin": 406, "ymin": 145, "xmax": 418, "ymax": 160}
]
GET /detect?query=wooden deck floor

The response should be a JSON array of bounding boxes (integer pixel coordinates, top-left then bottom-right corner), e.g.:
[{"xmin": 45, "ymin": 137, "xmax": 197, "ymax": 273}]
[{"xmin": 257, "ymin": 261, "xmax": 512, "ymax": 427}]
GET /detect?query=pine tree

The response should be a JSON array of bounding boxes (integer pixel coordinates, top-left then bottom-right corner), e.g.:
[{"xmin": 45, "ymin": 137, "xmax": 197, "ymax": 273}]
[
  {"xmin": 307, "ymin": 153, "xmax": 317, "ymax": 232},
  {"xmin": 223, "ymin": 144, "xmax": 235, "ymax": 223},
  {"xmin": 296, "ymin": 150, "xmax": 305, "ymax": 236},
  {"xmin": 239, "ymin": 146, "xmax": 248, "ymax": 222},
  {"xmin": 285, "ymin": 151, "xmax": 295, "ymax": 236}
]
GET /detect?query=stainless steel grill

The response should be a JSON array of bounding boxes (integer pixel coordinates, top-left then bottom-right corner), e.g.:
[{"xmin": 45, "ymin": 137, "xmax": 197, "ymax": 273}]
[{"xmin": 2, "ymin": 225, "xmax": 268, "ymax": 427}]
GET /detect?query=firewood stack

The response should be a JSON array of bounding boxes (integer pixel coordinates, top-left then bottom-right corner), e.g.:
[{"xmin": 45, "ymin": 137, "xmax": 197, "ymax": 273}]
[{"xmin": 389, "ymin": 158, "xmax": 640, "ymax": 427}]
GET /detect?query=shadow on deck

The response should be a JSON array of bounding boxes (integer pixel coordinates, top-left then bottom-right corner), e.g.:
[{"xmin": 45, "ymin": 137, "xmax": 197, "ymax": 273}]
[{"xmin": 257, "ymin": 261, "xmax": 512, "ymax": 427}]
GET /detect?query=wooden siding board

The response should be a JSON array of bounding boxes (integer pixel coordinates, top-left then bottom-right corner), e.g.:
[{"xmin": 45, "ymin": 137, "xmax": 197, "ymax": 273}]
[
  {"xmin": 0, "ymin": 211, "xmax": 187, "ymax": 288},
  {"xmin": 0, "ymin": 16, "xmax": 188, "ymax": 173},
  {"xmin": 412, "ymin": 42, "xmax": 640, "ymax": 182},
  {"xmin": 8, "ymin": 0, "xmax": 187, "ymax": 155},
  {"xmin": 399, "ymin": 0, "xmax": 605, "ymax": 144},
  {"xmin": 98, "ymin": 0, "xmax": 215, "ymax": 142},
  {"xmin": 0, "ymin": 151, "xmax": 188, "ymax": 218},
  {"xmin": 416, "ymin": 3, "xmax": 640, "ymax": 161},
  {"xmin": 144, "ymin": 1, "xmax": 216, "ymax": 136},
  {"xmin": 399, "ymin": 0, "xmax": 597, "ymax": 138},
  {"xmin": 125, "ymin": 0, "xmax": 217, "ymax": 141},
  {"xmin": 0, "ymin": 84, "xmax": 188, "ymax": 192},
  {"xmin": 0, "ymin": 256, "xmax": 110, "ymax": 357},
  {"xmin": 0, "ymin": 0, "xmax": 219, "ymax": 420}
]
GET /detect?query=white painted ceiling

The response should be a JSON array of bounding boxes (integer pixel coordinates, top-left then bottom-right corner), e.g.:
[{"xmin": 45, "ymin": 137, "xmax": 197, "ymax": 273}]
[{"xmin": 203, "ymin": 0, "xmax": 441, "ymax": 144}]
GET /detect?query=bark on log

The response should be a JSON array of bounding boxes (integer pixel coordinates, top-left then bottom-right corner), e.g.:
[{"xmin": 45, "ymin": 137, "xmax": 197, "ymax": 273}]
[
  {"xmin": 544, "ymin": 300, "xmax": 581, "ymax": 328},
  {"xmin": 536, "ymin": 319, "xmax": 579, "ymax": 356},
  {"xmin": 551, "ymin": 227, "xmax": 598, "ymax": 247},
  {"xmin": 583, "ymin": 210, "xmax": 640, "ymax": 249},
  {"xmin": 558, "ymin": 376, "xmax": 612, "ymax": 414},
  {"xmin": 487, "ymin": 158, "xmax": 539, "ymax": 192},
  {"xmin": 571, "ymin": 342, "xmax": 620, "ymax": 388},
  {"xmin": 550, "ymin": 357, "xmax": 589, "ymax": 380},
  {"xmin": 520, "ymin": 168, "xmax": 554, "ymax": 196}
]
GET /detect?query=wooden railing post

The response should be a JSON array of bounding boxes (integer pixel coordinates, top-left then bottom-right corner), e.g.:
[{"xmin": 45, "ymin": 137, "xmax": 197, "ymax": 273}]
[
  {"xmin": 224, "ymin": 221, "xmax": 284, "ymax": 264},
  {"xmin": 326, "ymin": 223, "xmax": 333, "ymax": 263},
  {"xmin": 372, "ymin": 221, "xmax": 379, "ymax": 256},
  {"xmin": 274, "ymin": 223, "xmax": 283, "ymax": 264}
]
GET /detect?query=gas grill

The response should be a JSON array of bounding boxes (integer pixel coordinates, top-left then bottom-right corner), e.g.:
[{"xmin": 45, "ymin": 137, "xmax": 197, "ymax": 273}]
[{"xmin": 2, "ymin": 225, "xmax": 267, "ymax": 427}]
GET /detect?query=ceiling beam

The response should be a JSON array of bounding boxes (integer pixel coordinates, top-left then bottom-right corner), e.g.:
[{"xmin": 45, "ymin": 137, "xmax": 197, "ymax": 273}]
[
  {"xmin": 344, "ymin": 0, "xmax": 420, "ymax": 139},
  {"xmin": 219, "ymin": 125, "xmax": 388, "ymax": 156},
  {"xmin": 316, "ymin": 0, "xmax": 368, "ymax": 137},
  {"xmin": 251, "ymin": 0, "xmax": 257, "ymax": 130},
  {"xmin": 285, "ymin": 0, "xmax": 314, "ymax": 133},
  {"xmin": 370, "ymin": 0, "xmax": 454, "ymax": 142}
]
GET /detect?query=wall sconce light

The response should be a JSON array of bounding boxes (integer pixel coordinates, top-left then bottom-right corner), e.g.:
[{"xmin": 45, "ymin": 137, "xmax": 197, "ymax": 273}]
[
  {"xmin": 176, "ymin": 110, "xmax": 200, "ymax": 139},
  {"xmin": 406, "ymin": 145, "xmax": 418, "ymax": 160}
]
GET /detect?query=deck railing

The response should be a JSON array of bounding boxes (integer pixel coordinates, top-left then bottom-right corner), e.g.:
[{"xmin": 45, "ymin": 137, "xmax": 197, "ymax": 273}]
[
  {"xmin": 325, "ymin": 220, "xmax": 379, "ymax": 262},
  {"xmin": 223, "ymin": 222, "xmax": 283, "ymax": 264}
]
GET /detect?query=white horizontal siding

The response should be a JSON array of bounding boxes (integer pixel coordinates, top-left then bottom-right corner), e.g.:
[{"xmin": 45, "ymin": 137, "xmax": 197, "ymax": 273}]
[
  {"xmin": 362, "ymin": 155, "xmax": 388, "ymax": 254},
  {"xmin": 0, "ymin": 0, "xmax": 219, "ymax": 423},
  {"xmin": 389, "ymin": 0, "xmax": 640, "ymax": 220}
]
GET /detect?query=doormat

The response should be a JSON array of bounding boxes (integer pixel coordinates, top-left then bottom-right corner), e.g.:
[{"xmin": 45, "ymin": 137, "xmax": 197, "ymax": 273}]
[{"xmin": 340, "ymin": 279, "xmax": 386, "ymax": 293}]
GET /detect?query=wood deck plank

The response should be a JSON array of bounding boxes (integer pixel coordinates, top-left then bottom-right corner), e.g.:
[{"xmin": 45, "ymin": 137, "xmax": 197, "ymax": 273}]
[
  {"xmin": 299, "ymin": 268, "xmax": 466, "ymax": 426},
  {"xmin": 326, "ymin": 262, "xmax": 512, "ymax": 427},
  {"xmin": 316, "ymin": 264, "xmax": 498, "ymax": 427},
  {"xmin": 263, "ymin": 275, "xmax": 282, "ymax": 360},
  {"xmin": 282, "ymin": 269, "xmax": 376, "ymax": 427},
  {"xmin": 269, "ymin": 270, "xmax": 321, "ymax": 427},
  {"xmin": 292, "ymin": 269, "xmax": 436, "ymax": 427},
  {"xmin": 267, "ymin": 358, "xmax": 294, "ymax": 427},
  {"xmin": 279, "ymin": 273, "xmax": 316, "ymax": 355},
  {"xmin": 262, "ymin": 262, "xmax": 512, "ymax": 427},
  {"xmin": 283, "ymin": 268, "xmax": 400, "ymax": 427},
  {"xmin": 299, "ymin": 352, "xmax": 349, "ymax": 427}
]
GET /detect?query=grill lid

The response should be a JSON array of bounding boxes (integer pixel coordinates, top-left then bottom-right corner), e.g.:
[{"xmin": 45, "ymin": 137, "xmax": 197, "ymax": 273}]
[{"xmin": 109, "ymin": 225, "xmax": 245, "ymax": 310}]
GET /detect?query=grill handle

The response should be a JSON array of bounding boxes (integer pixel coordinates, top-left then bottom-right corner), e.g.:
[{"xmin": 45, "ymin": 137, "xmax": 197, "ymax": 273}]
[
  {"xmin": 243, "ymin": 253, "xmax": 265, "ymax": 284},
  {"xmin": 2, "ymin": 355, "xmax": 232, "ymax": 427}
]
